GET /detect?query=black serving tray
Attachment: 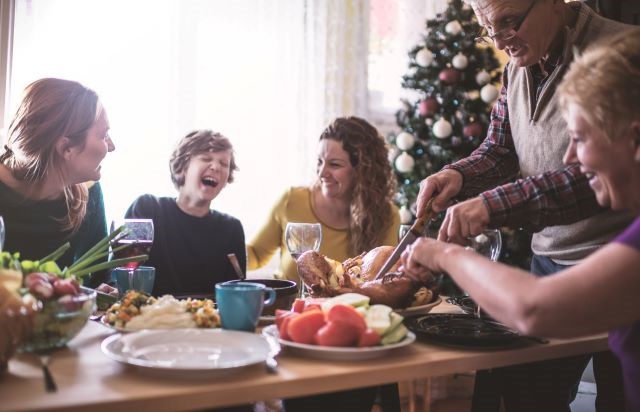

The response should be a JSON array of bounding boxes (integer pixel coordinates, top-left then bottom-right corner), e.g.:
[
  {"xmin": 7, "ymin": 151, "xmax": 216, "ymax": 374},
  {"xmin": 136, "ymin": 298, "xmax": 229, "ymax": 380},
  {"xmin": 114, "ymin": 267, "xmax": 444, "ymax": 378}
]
[{"xmin": 404, "ymin": 313, "xmax": 526, "ymax": 347}]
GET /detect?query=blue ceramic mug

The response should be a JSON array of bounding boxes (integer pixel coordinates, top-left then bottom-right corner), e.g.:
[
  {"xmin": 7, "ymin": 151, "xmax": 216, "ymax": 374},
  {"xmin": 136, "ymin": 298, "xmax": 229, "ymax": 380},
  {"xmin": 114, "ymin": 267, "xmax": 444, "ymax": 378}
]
[{"xmin": 215, "ymin": 281, "xmax": 276, "ymax": 331}]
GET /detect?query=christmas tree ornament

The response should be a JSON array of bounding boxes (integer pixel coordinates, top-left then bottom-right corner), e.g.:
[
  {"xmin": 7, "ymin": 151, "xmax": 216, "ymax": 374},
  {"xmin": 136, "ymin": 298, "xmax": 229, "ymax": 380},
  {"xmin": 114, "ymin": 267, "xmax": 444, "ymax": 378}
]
[
  {"xmin": 388, "ymin": 146, "xmax": 400, "ymax": 163},
  {"xmin": 463, "ymin": 122, "xmax": 483, "ymax": 137},
  {"xmin": 418, "ymin": 97, "xmax": 439, "ymax": 117},
  {"xmin": 425, "ymin": 118, "xmax": 434, "ymax": 126},
  {"xmin": 451, "ymin": 136, "xmax": 463, "ymax": 147},
  {"xmin": 452, "ymin": 53, "xmax": 469, "ymax": 69},
  {"xmin": 439, "ymin": 68, "xmax": 461, "ymax": 85},
  {"xmin": 395, "ymin": 152, "xmax": 415, "ymax": 173},
  {"xmin": 465, "ymin": 90, "xmax": 480, "ymax": 100},
  {"xmin": 415, "ymin": 48, "xmax": 433, "ymax": 67},
  {"xmin": 445, "ymin": 20, "xmax": 463, "ymax": 35},
  {"xmin": 475, "ymin": 70, "xmax": 491, "ymax": 86},
  {"xmin": 480, "ymin": 84, "xmax": 499, "ymax": 103},
  {"xmin": 432, "ymin": 118, "xmax": 453, "ymax": 139},
  {"xmin": 399, "ymin": 205, "xmax": 413, "ymax": 224},
  {"xmin": 395, "ymin": 132, "xmax": 416, "ymax": 150}
]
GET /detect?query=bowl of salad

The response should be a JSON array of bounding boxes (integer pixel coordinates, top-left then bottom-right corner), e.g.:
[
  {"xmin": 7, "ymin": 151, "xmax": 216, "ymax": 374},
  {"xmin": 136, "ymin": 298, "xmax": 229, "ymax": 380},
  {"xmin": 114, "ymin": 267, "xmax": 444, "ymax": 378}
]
[{"xmin": 19, "ymin": 273, "xmax": 96, "ymax": 353}]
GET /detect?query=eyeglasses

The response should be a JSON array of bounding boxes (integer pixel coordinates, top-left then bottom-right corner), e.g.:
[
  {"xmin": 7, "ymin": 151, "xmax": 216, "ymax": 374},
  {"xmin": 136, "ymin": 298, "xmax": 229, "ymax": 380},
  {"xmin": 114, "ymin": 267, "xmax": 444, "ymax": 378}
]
[{"xmin": 475, "ymin": 1, "xmax": 536, "ymax": 45}]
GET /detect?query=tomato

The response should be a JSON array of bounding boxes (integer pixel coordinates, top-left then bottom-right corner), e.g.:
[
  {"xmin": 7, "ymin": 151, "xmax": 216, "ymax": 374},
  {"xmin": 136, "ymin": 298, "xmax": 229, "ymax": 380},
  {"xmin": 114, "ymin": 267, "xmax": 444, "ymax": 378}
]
[
  {"xmin": 358, "ymin": 329, "xmax": 381, "ymax": 347},
  {"xmin": 279, "ymin": 312, "xmax": 298, "ymax": 340},
  {"xmin": 326, "ymin": 304, "xmax": 366, "ymax": 335},
  {"xmin": 287, "ymin": 310, "xmax": 326, "ymax": 344},
  {"xmin": 291, "ymin": 298, "xmax": 306, "ymax": 313},
  {"xmin": 275, "ymin": 309, "xmax": 295, "ymax": 329},
  {"xmin": 315, "ymin": 320, "xmax": 359, "ymax": 347}
]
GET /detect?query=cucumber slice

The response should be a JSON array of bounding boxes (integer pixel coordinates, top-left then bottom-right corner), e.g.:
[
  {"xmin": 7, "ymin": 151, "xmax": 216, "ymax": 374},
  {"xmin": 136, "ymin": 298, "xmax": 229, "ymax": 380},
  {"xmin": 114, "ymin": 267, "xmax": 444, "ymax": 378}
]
[
  {"xmin": 365, "ymin": 304, "xmax": 392, "ymax": 335},
  {"xmin": 321, "ymin": 293, "xmax": 370, "ymax": 312},
  {"xmin": 381, "ymin": 323, "xmax": 409, "ymax": 345}
]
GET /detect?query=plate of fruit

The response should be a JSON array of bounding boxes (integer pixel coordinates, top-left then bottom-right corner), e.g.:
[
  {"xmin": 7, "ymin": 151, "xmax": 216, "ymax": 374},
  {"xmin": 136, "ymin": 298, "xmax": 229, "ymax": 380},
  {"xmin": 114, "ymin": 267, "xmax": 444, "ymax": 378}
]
[{"xmin": 262, "ymin": 293, "xmax": 415, "ymax": 361}]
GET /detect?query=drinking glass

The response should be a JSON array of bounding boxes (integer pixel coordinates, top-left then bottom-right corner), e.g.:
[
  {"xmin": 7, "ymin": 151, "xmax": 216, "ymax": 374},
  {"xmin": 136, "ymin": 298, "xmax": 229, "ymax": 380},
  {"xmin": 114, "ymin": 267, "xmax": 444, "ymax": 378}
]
[
  {"xmin": 285, "ymin": 222, "xmax": 322, "ymax": 298},
  {"xmin": 110, "ymin": 219, "xmax": 154, "ymax": 270},
  {"xmin": 0, "ymin": 216, "xmax": 4, "ymax": 251}
]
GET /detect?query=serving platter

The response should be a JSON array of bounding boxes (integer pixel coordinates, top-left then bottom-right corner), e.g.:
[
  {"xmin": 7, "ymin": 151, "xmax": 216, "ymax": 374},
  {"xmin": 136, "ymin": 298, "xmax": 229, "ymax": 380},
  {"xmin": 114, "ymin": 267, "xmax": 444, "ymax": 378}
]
[
  {"xmin": 262, "ymin": 324, "xmax": 415, "ymax": 361},
  {"xmin": 102, "ymin": 329, "xmax": 278, "ymax": 377}
]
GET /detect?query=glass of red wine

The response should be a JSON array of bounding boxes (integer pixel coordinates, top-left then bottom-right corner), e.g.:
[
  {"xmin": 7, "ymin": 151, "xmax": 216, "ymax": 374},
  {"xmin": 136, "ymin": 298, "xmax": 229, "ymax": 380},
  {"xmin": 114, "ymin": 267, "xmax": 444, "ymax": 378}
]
[
  {"xmin": 111, "ymin": 219, "xmax": 154, "ymax": 270},
  {"xmin": 285, "ymin": 222, "xmax": 322, "ymax": 298}
]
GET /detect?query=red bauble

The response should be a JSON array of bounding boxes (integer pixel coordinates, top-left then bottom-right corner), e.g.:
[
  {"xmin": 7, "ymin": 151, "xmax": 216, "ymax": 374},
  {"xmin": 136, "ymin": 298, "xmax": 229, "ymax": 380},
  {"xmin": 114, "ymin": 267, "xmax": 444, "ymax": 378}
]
[
  {"xmin": 439, "ymin": 68, "xmax": 461, "ymax": 85},
  {"xmin": 418, "ymin": 97, "xmax": 439, "ymax": 117},
  {"xmin": 463, "ymin": 122, "xmax": 483, "ymax": 138}
]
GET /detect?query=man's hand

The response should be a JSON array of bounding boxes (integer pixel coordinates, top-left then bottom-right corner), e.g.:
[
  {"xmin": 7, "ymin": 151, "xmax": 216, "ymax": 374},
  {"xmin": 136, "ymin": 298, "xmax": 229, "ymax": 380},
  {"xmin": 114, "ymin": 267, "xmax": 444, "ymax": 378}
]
[
  {"xmin": 416, "ymin": 169, "xmax": 464, "ymax": 217},
  {"xmin": 437, "ymin": 197, "xmax": 490, "ymax": 245}
]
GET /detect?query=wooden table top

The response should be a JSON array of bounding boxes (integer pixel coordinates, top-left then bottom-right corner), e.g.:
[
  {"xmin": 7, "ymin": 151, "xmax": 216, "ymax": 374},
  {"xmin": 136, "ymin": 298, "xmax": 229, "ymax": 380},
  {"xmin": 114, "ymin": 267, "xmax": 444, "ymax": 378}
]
[{"xmin": 0, "ymin": 303, "xmax": 609, "ymax": 412}]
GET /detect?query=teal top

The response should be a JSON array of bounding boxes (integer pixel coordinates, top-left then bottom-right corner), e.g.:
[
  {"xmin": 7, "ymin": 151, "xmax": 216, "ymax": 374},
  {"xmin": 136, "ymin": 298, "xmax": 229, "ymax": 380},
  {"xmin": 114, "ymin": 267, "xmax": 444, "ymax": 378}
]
[{"xmin": 0, "ymin": 181, "xmax": 108, "ymax": 287}]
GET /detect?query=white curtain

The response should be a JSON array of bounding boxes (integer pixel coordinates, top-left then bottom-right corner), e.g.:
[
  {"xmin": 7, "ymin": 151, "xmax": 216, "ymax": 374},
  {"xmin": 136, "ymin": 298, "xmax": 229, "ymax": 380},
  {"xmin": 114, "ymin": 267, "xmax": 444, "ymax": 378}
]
[{"xmin": 7, "ymin": 0, "xmax": 369, "ymax": 241}]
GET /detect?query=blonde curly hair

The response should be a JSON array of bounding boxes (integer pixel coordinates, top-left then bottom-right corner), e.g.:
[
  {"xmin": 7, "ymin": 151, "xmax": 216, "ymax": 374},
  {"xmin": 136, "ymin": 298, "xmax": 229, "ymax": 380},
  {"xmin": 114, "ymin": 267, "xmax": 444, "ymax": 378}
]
[
  {"xmin": 316, "ymin": 117, "xmax": 396, "ymax": 255},
  {"xmin": 558, "ymin": 27, "xmax": 640, "ymax": 140}
]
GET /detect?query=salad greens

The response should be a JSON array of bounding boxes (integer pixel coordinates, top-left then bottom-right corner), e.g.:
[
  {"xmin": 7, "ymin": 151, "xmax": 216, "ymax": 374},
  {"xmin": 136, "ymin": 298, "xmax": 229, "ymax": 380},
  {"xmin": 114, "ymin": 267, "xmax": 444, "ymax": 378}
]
[{"xmin": 0, "ymin": 225, "xmax": 147, "ymax": 283}]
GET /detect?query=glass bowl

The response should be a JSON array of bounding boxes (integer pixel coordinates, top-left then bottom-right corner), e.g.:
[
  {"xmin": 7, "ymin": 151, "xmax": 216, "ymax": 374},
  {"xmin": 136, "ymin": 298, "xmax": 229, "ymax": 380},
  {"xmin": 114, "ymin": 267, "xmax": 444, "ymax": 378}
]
[{"xmin": 19, "ymin": 287, "xmax": 96, "ymax": 353}]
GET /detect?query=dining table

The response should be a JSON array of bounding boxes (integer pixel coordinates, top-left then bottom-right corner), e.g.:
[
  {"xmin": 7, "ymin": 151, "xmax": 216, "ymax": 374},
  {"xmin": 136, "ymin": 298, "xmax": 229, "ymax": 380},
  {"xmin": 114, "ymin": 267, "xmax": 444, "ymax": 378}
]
[{"xmin": 0, "ymin": 301, "xmax": 609, "ymax": 412}]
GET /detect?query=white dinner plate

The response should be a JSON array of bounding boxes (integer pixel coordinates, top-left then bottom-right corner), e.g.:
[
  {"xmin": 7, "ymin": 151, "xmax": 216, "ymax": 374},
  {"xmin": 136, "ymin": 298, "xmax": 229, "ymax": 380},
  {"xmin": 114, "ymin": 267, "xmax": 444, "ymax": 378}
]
[
  {"xmin": 102, "ymin": 329, "xmax": 278, "ymax": 376},
  {"xmin": 394, "ymin": 296, "xmax": 442, "ymax": 317},
  {"xmin": 262, "ymin": 324, "xmax": 415, "ymax": 361}
]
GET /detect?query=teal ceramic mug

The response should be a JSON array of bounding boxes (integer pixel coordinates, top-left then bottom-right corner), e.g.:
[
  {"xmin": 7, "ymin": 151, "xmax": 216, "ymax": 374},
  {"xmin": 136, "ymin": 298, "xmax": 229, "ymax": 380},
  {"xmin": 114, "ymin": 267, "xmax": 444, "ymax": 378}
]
[
  {"xmin": 113, "ymin": 266, "xmax": 156, "ymax": 297},
  {"xmin": 215, "ymin": 281, "xmax": 276, "ymax": 331}
]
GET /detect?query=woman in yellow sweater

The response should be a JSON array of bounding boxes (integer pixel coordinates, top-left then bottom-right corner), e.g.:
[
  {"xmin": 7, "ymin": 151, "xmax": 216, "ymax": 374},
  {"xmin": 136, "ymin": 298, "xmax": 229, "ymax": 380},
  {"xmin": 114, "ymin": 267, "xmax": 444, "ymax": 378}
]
[{"xmin": 247, "ymin": 116, "xmax": 400, "ymax": 283}]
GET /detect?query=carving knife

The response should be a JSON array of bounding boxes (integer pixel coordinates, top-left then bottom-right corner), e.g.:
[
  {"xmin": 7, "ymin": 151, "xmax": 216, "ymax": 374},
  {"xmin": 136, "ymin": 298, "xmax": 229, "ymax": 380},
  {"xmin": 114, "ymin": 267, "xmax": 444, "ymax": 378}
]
[{"xmin": 373, "ymin": 198, "xmax": 435, "ymax": 280}]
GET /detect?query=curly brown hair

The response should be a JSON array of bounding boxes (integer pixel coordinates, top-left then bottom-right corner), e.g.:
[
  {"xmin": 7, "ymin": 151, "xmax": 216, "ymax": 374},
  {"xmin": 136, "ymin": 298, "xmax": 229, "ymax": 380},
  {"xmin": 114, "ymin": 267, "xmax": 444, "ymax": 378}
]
[
  {"xmin": 169, "ymin": 130, "xmax": 239, "ymax": 190},
  {"xmin": 317, "ymin": 116, "xmax": 396, "ymax": 255}
]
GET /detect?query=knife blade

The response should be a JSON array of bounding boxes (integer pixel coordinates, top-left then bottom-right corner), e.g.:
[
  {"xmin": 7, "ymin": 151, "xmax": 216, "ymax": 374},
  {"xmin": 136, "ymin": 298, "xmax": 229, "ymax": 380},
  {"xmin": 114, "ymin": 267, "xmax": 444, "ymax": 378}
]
[{"xmin": 373, "ymin": 198, "xmax": 435, "ymax": 280}]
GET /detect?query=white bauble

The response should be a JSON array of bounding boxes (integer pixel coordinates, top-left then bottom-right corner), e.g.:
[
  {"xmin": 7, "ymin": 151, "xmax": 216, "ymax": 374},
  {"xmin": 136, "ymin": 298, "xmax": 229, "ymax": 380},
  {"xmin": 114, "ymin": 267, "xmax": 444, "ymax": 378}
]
[
  {"xmin": 432, "ymin": 118, "xmax": 453, "ymax": 139},
  {"xmin": 415, "ymin": 48, "xmax": 433, "ymax": 67},
  {"xmin": 445, "ymin": 20, "xmax": 463, "ymax": 35},
  {"xmin": 399, "ymin": 206, "xmax": 413, "ymax": 225},
  {"xmin": 395, "ymin": 132, "xmax": 415, "ymax": 151},
  {"xmin": 476, "ymin": 70, "xmax": 491, "ymax": 86},
  {"xmin": 452, "ymin": 53, "xmax": 468, "ymax": 70},
  {"xmin": 480, "ymin": 84, "xmax": 499, "ymax": 103},
  {"xmin": 388, "ymin": 146, "xmax": 400, "ymax": 163},
  {"xmin": 395, "ymin": 152, "xmax": 415, "ymax": 173},
  {"xmin": 465, "ymin": 90, "xmax": 481, "ymax": 100}
]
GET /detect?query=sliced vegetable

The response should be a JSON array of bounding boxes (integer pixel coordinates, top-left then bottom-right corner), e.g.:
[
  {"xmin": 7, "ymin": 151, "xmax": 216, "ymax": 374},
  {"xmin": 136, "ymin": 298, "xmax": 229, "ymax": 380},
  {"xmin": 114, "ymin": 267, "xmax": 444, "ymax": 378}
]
[{"xmin": 320, "ymin": 293, "xmax": 370, "ymax": 312}]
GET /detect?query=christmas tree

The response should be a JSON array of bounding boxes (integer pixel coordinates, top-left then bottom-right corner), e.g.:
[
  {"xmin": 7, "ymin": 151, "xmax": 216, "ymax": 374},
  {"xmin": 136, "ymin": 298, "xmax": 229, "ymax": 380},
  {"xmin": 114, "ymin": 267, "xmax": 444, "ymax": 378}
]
[{"xmin": 389, "ymin": 0, "xmax": 532, "ymax": 273}]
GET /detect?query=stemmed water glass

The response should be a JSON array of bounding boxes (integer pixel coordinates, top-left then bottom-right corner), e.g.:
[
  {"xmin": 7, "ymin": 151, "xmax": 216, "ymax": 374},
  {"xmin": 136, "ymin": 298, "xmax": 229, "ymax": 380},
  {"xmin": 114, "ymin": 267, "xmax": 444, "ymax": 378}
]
[
  {"xmin": 110, "ymin": 219, "xmax": 154, "ymax": 270},
  {"xmin": 285, "ymin": 222, "xmax": 322, "ymax": 297}
]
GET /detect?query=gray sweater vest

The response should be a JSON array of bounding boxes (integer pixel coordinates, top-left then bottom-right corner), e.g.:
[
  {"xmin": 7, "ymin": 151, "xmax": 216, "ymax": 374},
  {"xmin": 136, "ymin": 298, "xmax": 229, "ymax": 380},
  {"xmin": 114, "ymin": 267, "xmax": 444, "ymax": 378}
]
[{"xmin": 506, "ymin": 4, "xmax": 634, "ymax": 263}]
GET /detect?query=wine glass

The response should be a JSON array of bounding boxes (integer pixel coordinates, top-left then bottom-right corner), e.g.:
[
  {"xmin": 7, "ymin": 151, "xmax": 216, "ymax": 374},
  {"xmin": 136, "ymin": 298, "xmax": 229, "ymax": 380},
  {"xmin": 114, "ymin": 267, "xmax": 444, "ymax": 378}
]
[
  {"xmin": 285, "ymin": 222, "xmax": 322, "ymax": 297},
  {"xmin": 110, "ymin": 219, "xmax": 154, "ymax": 270},
  {"xmin": 0, "ymin": 215, "xmax": 4, "ymax": 251}
]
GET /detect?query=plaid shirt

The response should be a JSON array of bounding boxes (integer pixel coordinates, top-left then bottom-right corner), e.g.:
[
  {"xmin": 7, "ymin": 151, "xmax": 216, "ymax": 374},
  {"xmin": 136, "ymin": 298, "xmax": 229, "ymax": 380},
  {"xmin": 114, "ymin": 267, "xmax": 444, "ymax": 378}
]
[{"xmin": 444, "ymin": 58, "xmax": 603, "ymax": 232}]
